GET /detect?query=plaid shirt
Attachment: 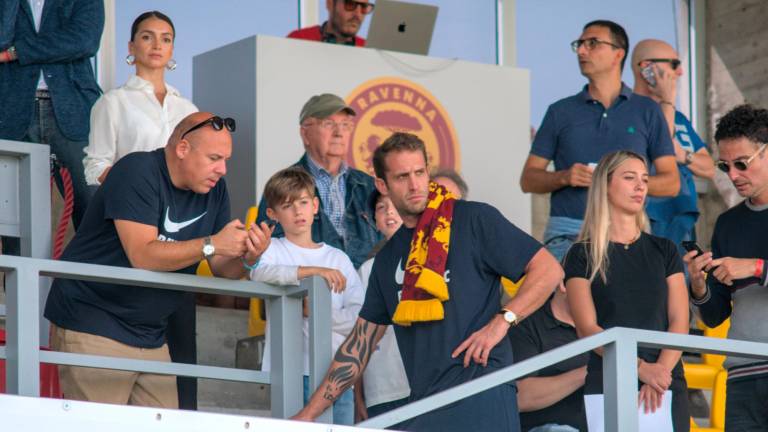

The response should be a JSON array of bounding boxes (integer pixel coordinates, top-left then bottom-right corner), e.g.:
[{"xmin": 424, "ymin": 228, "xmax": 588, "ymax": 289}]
[{"xmin": 306, "ymin": 156, "xmax": 348, "ymax": 239}]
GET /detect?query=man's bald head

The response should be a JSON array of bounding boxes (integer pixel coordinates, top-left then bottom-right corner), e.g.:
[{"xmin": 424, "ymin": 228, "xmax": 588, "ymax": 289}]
[
  {"xmin": 168, "ymin": 112, "xmax": 217, "ymax": 148},
  {"xmin": 631, "ymin": 39, "xmax": 677, "ymax": 75},
  {"xmin": 165, "ymin": 112, "xmax": 234, "ymax": 193}
]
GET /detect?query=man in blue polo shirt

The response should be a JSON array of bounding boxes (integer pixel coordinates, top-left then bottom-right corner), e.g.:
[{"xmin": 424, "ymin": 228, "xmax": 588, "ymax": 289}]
[
  {"xmin": 520, "ymin": 20, "xmax": 680, "ymax": 261},
  {"xmin": 632, "ymin": 39, "xmax": 715, "ymax": 248}
]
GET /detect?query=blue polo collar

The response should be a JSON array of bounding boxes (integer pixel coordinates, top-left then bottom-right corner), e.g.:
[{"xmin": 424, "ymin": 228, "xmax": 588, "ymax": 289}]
[{"xmin": 578, "ymin": 83, "xmax": 633, "ymax": 104}]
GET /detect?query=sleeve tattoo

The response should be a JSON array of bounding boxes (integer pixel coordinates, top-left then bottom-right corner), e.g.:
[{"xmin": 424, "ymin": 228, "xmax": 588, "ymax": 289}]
[{"xmin": 322, "ymin": 319, "xmax": 386, "ymax": 402}]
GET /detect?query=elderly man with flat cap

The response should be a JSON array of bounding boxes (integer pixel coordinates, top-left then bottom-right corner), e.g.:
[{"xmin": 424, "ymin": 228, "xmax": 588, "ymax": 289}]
[{"xmin": 257, "ymin": 93, "xmax": 381, "ymax": 268}]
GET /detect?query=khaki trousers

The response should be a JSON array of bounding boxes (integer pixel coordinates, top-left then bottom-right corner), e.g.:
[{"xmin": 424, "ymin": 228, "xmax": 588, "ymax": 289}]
[{"xmin": 51, "ymin": 325, "xmax": 178, "ymax": 408}]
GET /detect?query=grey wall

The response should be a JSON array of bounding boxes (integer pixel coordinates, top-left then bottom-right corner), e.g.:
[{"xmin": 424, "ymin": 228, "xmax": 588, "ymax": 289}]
[{"xmin": 696, "ymin": 0, "xmax": 768, "ymax": 249}]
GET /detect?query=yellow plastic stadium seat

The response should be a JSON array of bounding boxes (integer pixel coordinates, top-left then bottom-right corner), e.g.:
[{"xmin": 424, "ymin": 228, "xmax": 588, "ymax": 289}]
[
  {"xmin": 710, "ymin": 370, "xmax": 727, "ymax": 430},
  {"xmin": 501, "ymin": 276, "xmax": 524, "ymax": 298},
  {"xmin": 244, "ymin": 206, "xmax": 267, "ymax": 337},
  {"xmin": 684, "ymin": 319, "xmax": 730, "ymax": 389},
  {"xmin": 195, "ymin": 259, "xmax": 212, "ymax": 276},
  {"xmin": 690, "ymin": 370, "xmax": 727, "ymax": 432},
  {"xmin": 686, "ymin": 319, "xmax": 730, "ymax": 432}
]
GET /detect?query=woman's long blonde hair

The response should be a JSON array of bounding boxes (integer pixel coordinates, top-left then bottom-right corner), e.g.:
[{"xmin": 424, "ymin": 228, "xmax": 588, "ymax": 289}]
[{"xmin": 576, "ymin": 150, "xmax": 649, "ymax": 283}]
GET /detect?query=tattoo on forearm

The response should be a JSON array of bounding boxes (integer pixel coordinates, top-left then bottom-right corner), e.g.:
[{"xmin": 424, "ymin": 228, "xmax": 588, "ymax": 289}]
[{"xmin": 322, "ymin": 320, "xmax": 385, "ymax": 402}]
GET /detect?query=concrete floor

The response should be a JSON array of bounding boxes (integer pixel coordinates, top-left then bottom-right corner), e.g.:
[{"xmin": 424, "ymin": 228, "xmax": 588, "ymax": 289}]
[{"xmin": 196, "ymin": 305, "xmax": 270, "ymax": 417}]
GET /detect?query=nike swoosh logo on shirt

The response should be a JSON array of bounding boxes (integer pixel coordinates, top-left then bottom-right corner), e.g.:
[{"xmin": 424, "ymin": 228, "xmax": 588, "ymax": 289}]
[
  {"xmin": 394, "ymin": 258, "xmax": 405, "ymax": 285},
  {"xmin": 163, "ymin": 207, "xmax": 207, "ymax": 233}
]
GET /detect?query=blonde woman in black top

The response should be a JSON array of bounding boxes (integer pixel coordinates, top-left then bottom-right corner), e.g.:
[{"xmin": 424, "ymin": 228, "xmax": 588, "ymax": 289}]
[{"xmin": 563, "ymin": 150, "xmax": 690, "ymax": 431}]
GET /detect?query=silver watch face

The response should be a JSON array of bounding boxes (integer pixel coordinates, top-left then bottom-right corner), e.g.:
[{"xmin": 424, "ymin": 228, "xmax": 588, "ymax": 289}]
[
  {"xmin": 504, "ymin": 310, "xmax": 517, "ymax": 324},
  {"xmin": 203, "ymin": 244, "xmax": 215, "ymax": 257}
]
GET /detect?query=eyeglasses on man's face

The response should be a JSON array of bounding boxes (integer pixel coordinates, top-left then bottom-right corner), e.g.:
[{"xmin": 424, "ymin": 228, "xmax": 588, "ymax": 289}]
[
  {"xmin": 717, "ymin": 143, "xmax": 767, "ymax": 173},
  {"xmin": 342, "ymin": 0, "xmax": 375, "ymax": 14},
  {"xmin": 306, "ymin": 119, "xmax": 354, "ymax": 132},
  {"xmin": 639, "ymin": 58, "xmax": 682, "ymax": 71},
  {"xmin": 181, "ymin": 116, "xmax": 236, "ymax": 140},
  {"xmin": 570, "ymin": 37, "xmax": 621, "ymax": 52}
]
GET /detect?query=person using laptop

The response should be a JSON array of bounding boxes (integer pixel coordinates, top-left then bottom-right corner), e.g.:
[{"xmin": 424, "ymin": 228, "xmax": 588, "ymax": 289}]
[{"xmin": 288, "ymin": 0, "xmax": 374, "ymax": 47}]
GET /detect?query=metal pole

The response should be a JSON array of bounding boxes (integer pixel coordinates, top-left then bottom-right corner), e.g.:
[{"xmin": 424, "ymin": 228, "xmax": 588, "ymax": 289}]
[
  {"xmin": 268, "ymin": 294, "xmax": 303, "ymax": 418},
  {"xmin": 306, "ymin": 276, "xmax": 332, "ymax": 424},
  {"xmin": 5, "ymin": 263, "xmax": 41, "ymax": 396},
  {"xmin": 2, "ymin": 140, "xmax": 51, "ymax": 346},
  {"xmin": 603, "ymin": 335, "xmax": 639, "ymax": 432}
]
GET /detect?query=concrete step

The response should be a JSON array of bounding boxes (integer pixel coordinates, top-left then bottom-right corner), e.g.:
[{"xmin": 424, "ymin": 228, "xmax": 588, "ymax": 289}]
[{"xmin": 196, "ymin": 305, "xmax": 271, "ymax": 417}]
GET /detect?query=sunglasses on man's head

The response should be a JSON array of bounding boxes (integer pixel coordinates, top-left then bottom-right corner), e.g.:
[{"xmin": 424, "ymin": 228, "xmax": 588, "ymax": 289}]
[
  {"xmin": 181, "ymin": 116, "xmax": 236, "ymax": 140},
  {"xmin": 640, "ymin": 58, "xmax": 682, "ymax": 71},
  {"xmin": 716, "ymin": 143, "xmax": 767, "ymax": 173},
  {"xmin": 342, "ymin": 0, "xmax": 375, "ymax": 14}
]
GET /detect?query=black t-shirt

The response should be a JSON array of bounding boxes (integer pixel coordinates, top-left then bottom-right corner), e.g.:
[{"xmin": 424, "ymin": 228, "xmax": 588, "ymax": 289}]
[
  {"xmin": 44, "ymin": 149, "xmax": 230, "ymax": 348},
  {"xmin": 562, "ymin": 232, "xmax": 685, "ymax": 393},
  {"xmin": 509, "ymin": 297, "xmax": 588, "ymax": 432},
  {"xmin": 359, "ymin": 201, "xmax": 542, "ymax": 403}
]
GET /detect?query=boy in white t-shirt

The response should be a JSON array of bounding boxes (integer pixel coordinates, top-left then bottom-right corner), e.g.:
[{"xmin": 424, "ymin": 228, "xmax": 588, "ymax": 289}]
[
  {"xmin": 250, "ymin": 167, "xmax": 363, "ymax": 426},
  {"xmin": 355, "ymin": 190, "xmax": 411, "ymax": 421}
]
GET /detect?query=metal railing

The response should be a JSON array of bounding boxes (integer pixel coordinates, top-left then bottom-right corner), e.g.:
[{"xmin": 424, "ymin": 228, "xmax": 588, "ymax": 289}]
[
  {"xmin": 4, "ymin": 256, "xmax": 768, "ymax": 430},
  {"xmin": 0, "ymin": 139, "xmax": 51, "ymax": 330},
  {"xmin": 358, "ymin": 326, "xmax": 768, "ymax": 431},
  {"xmin": 0, "ymin": 254, "xmax": 334, "ymax": 422}
]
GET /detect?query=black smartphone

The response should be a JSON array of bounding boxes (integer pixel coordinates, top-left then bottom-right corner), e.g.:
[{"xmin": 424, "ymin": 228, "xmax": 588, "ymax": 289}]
[{"xmin": 681, "ymin": 241, "xmax": 704, "ymax": 258}]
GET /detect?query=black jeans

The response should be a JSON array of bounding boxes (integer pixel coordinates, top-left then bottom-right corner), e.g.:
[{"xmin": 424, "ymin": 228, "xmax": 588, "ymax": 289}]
[
  {"xmin": 725, "ymin": 376, "xmax": 768, "ymax": 431},
  {"xmin": 166, "ymin": 292, "xmax": 198, "ymax": 410}
]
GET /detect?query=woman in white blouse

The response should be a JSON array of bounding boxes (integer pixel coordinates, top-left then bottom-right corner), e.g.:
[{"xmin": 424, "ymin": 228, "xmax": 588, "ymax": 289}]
[{"xmin": 83, "ymin": 11, "xmax": 197, "ymax": 185}]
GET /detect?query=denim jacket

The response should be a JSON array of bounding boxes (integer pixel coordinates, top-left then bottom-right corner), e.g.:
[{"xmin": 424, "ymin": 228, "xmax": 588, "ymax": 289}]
[{"xmin": 256, "ymin": 154, "xmax": 382, "ymax": 268}]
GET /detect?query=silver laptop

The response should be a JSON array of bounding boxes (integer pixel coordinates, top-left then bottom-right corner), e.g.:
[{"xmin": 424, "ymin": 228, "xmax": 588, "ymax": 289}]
[{"xmin": 365, "ymin": 0, "xmax": 438, "ymax": 55}]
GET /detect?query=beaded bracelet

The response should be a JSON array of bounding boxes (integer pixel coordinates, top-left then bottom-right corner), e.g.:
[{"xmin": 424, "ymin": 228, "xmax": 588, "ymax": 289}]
[{"xmin": 241, "ymin": 257, "xmax": 260, "ymax": 271}]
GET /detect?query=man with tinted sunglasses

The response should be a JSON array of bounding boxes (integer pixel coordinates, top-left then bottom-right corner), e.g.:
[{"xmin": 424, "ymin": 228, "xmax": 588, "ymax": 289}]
[
  {"xmin": 521, "ymin": 20, "xmax": 680, "ymax": 262},
  {"xmin": 288, "ymin": 0, "xmax": 373, "ymax": 47},
  {"xmin": 632, "ymin": 39, "xmax": 715, "ymax": 252},
  {"xmin": 685, "ymin": 104, "xmax": 768, "ymax": 431},
  {"xmin": 43, "ymin": 112, "xmax": 273, "ymax": 409}
]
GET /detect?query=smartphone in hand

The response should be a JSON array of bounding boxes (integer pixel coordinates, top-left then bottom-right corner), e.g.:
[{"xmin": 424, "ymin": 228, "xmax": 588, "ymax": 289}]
[
  {"xmin": 641, "ymin": 65, "xmax": 657, "ymax": 87},
  {"xmin": 681, "ymin": 241, "xmax": 704, "ymax": 258}
]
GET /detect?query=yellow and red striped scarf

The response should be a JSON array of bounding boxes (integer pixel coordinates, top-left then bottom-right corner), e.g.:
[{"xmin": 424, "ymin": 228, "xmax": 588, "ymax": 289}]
[{"xmin": 392, "ymin": 182, "xmax": 456, "ymax": 326}]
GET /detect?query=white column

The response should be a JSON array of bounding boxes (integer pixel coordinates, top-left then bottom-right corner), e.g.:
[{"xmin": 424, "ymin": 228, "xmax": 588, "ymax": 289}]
[
  {"xmin": 97, "ymin": 0, "xmax": 116, "ymax": 91},
  {"xmin": 299, "ymin": 0, "xmax": 320, "ymax": 29},
  {"xmin": 497, "ymin": 0, "xmax": 516, "ymax": 66},
  {"xmin": 689, "ymin": 0, "xmax": 707, "ymax": 134}
]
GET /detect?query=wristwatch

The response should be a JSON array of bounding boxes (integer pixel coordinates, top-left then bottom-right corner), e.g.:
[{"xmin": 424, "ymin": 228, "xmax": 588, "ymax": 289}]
[
  {"xmin": 499, "ymin": 308, "xmax": 519, "ymax": 326},
  {"xmin": 684, "ymin": 150, "xmax": 694, "ymax": 166},
  {"xmin": 202, "ymin": 236, "xmax": 215, "ymax": 258}
]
